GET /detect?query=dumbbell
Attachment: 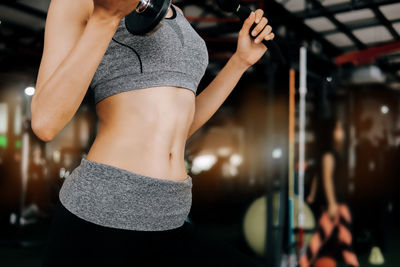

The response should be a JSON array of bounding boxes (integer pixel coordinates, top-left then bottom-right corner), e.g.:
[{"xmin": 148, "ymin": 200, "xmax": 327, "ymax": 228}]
[{"xmin": 125, "ymin": 0, "xmax": 172, "ymax": 36}]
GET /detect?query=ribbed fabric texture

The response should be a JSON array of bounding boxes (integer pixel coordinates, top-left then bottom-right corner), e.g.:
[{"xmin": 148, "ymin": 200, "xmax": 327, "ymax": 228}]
[
  {"xmin": 90, "ymin": 4, "xmax": 209, "ymax": 104},
  {"xmin": 59, "ymin": 157, "xmax": 193, "ymax": 231}
]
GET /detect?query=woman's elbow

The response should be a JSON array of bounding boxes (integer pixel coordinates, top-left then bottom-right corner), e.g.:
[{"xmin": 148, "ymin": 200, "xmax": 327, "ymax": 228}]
[
  {"xmin": 31, "ymin": 102, "xmax": 56, "ymax": 142},
  {"xmin": 31, "ymin": 117, "xmax": 55, "ymax": 142}
]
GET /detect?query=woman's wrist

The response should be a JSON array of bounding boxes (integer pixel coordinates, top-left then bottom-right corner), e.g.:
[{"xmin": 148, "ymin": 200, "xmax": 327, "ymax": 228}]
[
  {"xmin": 328, "ymin": 200, "xmax": 338, "ymax": 207},
  {"xmin": 231, "ymin": 52, "xmax": 251, "ymax": 72}
]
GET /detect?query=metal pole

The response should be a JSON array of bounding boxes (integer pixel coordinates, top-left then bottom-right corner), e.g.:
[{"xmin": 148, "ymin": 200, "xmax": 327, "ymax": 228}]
[
  {"xmin": 297, "ymin": 47, "xmax": 307, "ymax": 250},
  {"xmin": 288, "ymin": 68, "xmax": 296, "ymax": 267},
  {"xmin": 19, "ymin": 123, "xmax": 29, "ymax": 226}
]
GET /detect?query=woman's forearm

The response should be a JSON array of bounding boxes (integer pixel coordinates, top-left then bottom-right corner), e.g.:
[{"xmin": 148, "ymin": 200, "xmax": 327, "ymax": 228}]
[
  {"xmin": 31, "ymin": 11, "xmax": 120, "ymax": 141},
  {"xmin": 322, "ymin": 155, "xmax": 337, "ymax": 206},
  {"xmin": 309, "ymin": 175, "xmax": 318, "ymax": 199},
  {"xmin": 186, "ymin": 53, "xmax": 249, "ymax": 140},
  {"xmin": 323, "ymin": 175, "xmax": 337, "ymax": 206}
]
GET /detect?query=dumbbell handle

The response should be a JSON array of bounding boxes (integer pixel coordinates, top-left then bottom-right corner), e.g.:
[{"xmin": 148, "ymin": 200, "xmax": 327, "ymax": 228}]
[{"xmin": 136, "ymin": 0, "xmax": 150, "ymax": 13}]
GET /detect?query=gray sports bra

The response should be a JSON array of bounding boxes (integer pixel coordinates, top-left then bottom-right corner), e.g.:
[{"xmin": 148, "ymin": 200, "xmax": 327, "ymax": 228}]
[{"xmin": 89, "ymin": 4, "xmax": 209, "ymax": 104}]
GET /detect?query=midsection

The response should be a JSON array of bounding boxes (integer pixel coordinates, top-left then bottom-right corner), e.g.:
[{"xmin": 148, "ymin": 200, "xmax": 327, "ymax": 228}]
[{"xmin": 85, "ymin": 86, "xmax": 195, "ymax": 181}]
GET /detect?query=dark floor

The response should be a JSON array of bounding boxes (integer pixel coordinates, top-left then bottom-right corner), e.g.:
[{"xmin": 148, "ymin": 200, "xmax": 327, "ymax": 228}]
[
  {"xmin": 1, "ymin": 215, "xmax": 400, "ymax": 267},
  {"xmin": 1, "ymin": 195, "xmax": 399, "ymax": 267},
  {"xmin": 354, "ymin": 228, "xmax": 400, "ymax": 267},
  {"xmin": 0, "ymin": 218, "xmax": 263, "ymax": 267}
]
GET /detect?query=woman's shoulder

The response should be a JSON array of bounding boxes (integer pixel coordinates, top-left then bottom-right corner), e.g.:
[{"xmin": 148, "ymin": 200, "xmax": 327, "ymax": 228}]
[
  {"xmin": 321, "ymin": 151, "xmax": 336, "ymax": 166},
  {"xmin": 322, "ymin": 150, "xmax": 335, "ymax": 157}
]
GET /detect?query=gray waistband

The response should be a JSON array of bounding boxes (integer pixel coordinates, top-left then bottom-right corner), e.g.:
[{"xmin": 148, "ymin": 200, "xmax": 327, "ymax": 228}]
[{"xmin": 59, "ymin": 157, "xmax": 193, "ymax": 231}]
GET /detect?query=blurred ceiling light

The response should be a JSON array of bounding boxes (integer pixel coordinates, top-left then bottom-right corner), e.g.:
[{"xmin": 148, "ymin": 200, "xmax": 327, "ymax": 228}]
[
  {"xmin": 352, "ymin": 25, "xmax": 393, "ymax": 44},
  {"xmin": 304, "ymin": 17, "xmax": 336, "ymax": 32},
  {"xmin": 217, "ymin": 146, "xmax": 231, "ymax": 157},
  {"xmin": 24, "ymin": 86, "xmax": 35, "ymax": 96},
  {"xmin": 379, "ymin": 2, "xmax": 400, "ymax": 20},
  {"xmin": 191, "ymin": 154, "xmax": 217, "ymax": 174},
  {"xmin": 13, "ymin": 104, "xmax": 22, "ymax": 135},
  {"xmin": 276, "ymin": 0, "xmax": 305, "ymax": 12},
  {"xmin": 59, "ymin": 167, "xmax": 70, "ymax": 179},
  {"xmin": 0, "ymin": 103, "xmax": 8, "ymax": 134},
  {"xmin": 350, "ymin": 65, "xmax": 385, "ymax": 84},
  {"xmin": 326, "ymin": 76, "xmax": 332, "ymax": 82},
  {"xmin": 272, "ymin": 148, "xmax": 283, "ymax": 159},
  {"xmin": 222, "ymin": 162, "xmax": 238, "ymax": 178},
  {"xmin": 335, "ymin": 8, "xmax": 375, "ymax": 23},
  {"xmin": 324, "ymin": 32, "xmax": 354, "ymax": 48},
  {"xmin": 389, "ymin": 82, "xmax": 400, "ymax": 90},
  {"xmin": 381, "ymin": 105, "xmax": 389, "ymax": 114},
  {"xmin": 388, "ymin": 56, "xmax": 400, "ymax": 64},
  {"xmin": 229, "ymin": 153, "xmax": 243, "ymax": 166},
  {"xmin": 53, "ymin": 150, "xmax": 61, "ymax": 163}
]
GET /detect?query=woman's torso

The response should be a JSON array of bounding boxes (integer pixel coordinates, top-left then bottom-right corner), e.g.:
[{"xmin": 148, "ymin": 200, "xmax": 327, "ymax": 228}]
[
  {"xmin": 315, "ymin": 150, "xmax": 347, "ymax": 207},
  {"xmin": 87, "ymin": 86, "xmax": 195, "ymax": 181},
  {"xmin": 85, "ymin": 4, "xmax": 201, "ymax": 182}
]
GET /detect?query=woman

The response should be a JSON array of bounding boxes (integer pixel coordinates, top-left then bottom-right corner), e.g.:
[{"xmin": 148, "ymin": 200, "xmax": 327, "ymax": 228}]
[
  {"xmin": 308, "ymin": 118, "xmax": 346, "ymax": 218},
  {"xmin": 32, "ymin": 0, "xmax": 275, "ymax": 266},
  {"xmin": 302, "ymin": 118, "xmax": 359, "ymax": 267}
]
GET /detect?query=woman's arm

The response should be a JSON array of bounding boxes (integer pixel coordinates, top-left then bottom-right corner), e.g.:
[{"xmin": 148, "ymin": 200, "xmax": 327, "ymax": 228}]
[
  {"xmin": 186, "ymin": 9, "xmax": 274, "ymax": 140},
  {"xmin": 322, "ymin": 153, "xmax": 338, "ymax": 216},
  {"xmin": 31, "ymin": 0, "xmax": 130, "ymax": 142},
  {"xmin": 175, "ymin": 3, "xmax": 244, "ymax": 140},
  {"xmin": 186, "ymin": 54, "xmax": 248, "ymax": 140},
  {"xmin": 306, "ymin": 174, "xmax": 318, "ymax": 204}
]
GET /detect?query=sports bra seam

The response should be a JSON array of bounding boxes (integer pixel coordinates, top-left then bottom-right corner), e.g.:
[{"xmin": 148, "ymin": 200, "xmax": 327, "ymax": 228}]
[
  {"xmin": 95, "ymin": 83, "xmax": 197, "ymax": 104},
  {"xmin": 111, "ymin": 37, "xmax": 143, "ymax": 73},
  {"xmin": 95, "ymin": 69, "xmax": 199, "ymax": 88}
]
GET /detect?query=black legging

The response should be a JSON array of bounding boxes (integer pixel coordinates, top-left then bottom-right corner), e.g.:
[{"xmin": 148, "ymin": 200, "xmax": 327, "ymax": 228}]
[{"xmin": 41, "ymin": 200, "xmax": 264, "ymax": 267}]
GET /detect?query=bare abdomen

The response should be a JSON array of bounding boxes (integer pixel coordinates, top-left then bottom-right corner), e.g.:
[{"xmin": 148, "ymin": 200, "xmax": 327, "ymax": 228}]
[{"xmin": 86, "ymin": 86, "xmax": 195, "ymax": 181}]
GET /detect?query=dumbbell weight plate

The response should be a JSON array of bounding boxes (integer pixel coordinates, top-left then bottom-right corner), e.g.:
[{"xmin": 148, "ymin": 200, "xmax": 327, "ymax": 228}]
[{"xmin": 125, "ymin": 0, "xmax": 171, "ymax": 36}]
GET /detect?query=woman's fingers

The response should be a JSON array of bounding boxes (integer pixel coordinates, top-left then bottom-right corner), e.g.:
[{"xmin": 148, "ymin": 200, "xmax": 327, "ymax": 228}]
[
  {"xmin": 252, "ymin": 17, "xmax": 268, "ymax": 37},
  {"xmin": 248, "ymin": 9, "xmax": 274, "ymax": 44},
  {"xmin": 251, "ymin": 9, "xmax": 267, "ymax": 37},
  {"xmin": 254, "ymin": 8, "xmax": 264, "ymax": 24},
  {"xmin": 240, "ymin": 9, "xmax": 275, "ymax": 44},
  {"xmin": 255, "ymin": 26, "xmax": 274, "ymax": 44},
  {"xmin": 239, "ymin": 11, "xmax": 256, "ymax": 36},
  {"xmin": 265, "ymin": 32, "xmax": 275, "ymax": 41},
  {"xmin": 255, "ymin": 25, "xmax": 273, "ymax": 43}
]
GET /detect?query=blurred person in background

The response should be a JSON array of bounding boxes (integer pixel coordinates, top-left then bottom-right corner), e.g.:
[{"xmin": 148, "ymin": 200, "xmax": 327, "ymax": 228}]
[{"xmin": 302, "ymin": 118, "xmax": 359, "ymax": 267}]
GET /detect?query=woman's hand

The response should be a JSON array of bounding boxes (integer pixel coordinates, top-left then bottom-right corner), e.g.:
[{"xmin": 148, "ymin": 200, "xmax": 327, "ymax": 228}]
[
  {"xmin": 93, "ymin": 0, "xmax": 140, "ymax": 19},
  {"xmin": 328, "ymin": 202, "xmax": 339, "ymax": 220},
  {"xmin": 306, "ymin": 194, "xmax": 315, "ymax": 204},
  {"xmin": 234, "ymin": 9, "xmax": 275, "ymax": 68}
]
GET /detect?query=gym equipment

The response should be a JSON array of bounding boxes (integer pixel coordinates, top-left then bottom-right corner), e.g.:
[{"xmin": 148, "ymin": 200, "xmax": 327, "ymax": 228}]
[
  {"xmin": 297, "ymin": 46, "xmax": 307, "ymax": 249},
  {"xmin": 287, "ymin": 47, "xmax": 308, "ymax": 266},
  {"xmin": 242, "ymin": 194, "xmax": 315, "ymax": 257},
  {"xmin": 215, "ymin": 0, "xmax": 286, "ymax": 66},
  {"xmin": 125, "ymin": 0, "xmax": 172, "ymax": 36}
]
